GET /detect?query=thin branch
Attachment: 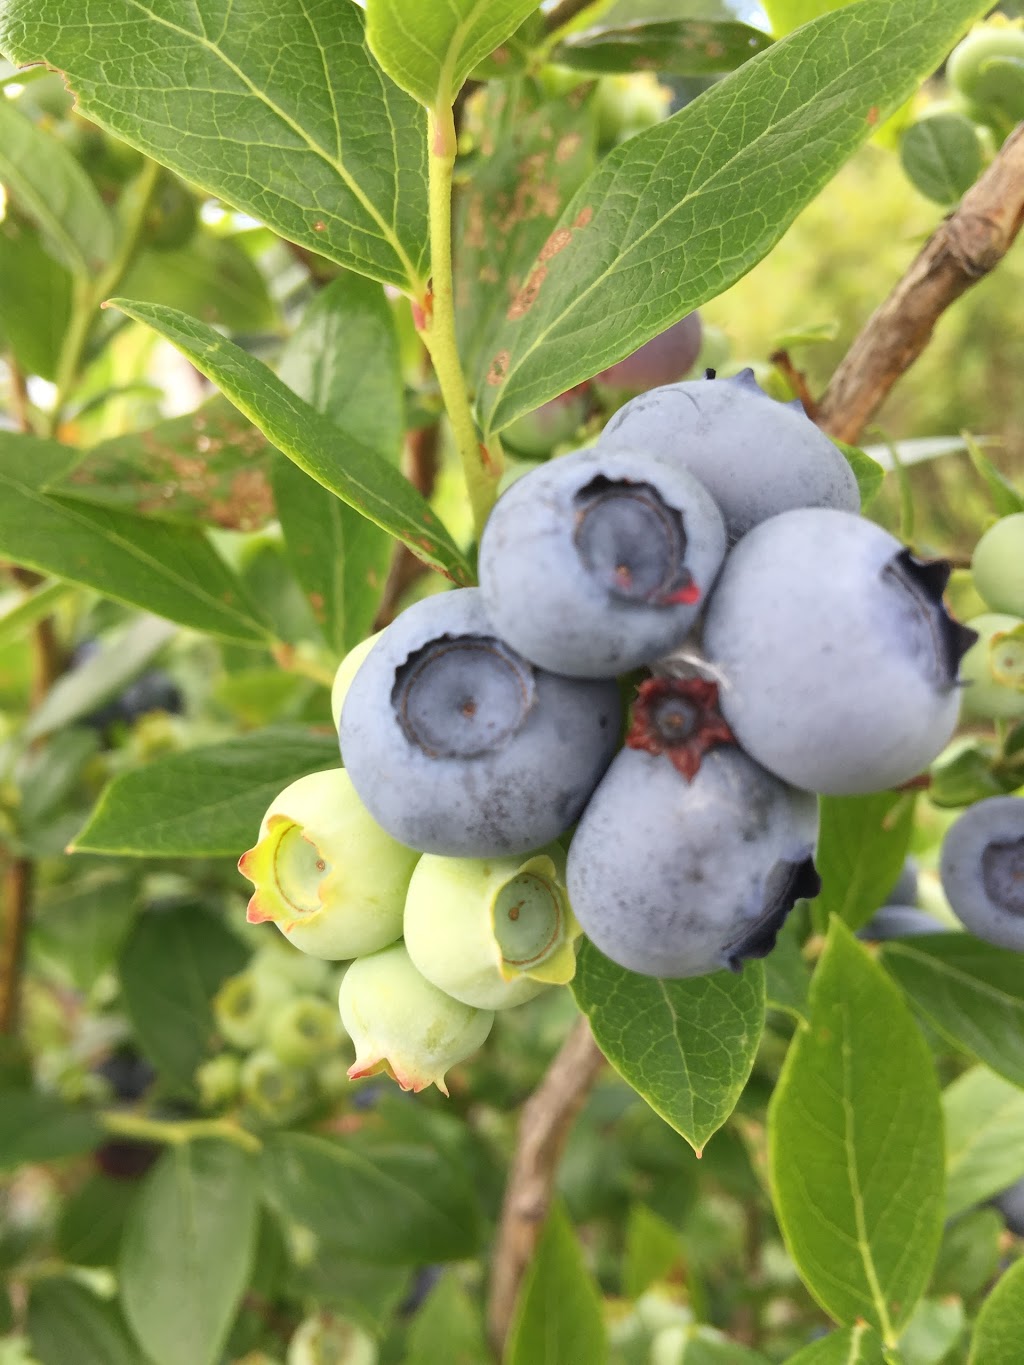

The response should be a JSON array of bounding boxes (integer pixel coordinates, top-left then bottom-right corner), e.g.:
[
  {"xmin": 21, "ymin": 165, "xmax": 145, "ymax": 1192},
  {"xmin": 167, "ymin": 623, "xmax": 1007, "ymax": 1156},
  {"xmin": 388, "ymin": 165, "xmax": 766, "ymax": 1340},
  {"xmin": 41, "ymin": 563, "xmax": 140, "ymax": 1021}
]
[
  {"xmin": 0, "ymin": 859, "xmax": 33, "ymax": 1036},
  {"xmin": 6, "ymin": 356, "xmax": 31, "ymax": 434},
  {"xmin": 487, "ymin": 1015, "xmax": 605, "ymax": 1357},
  {"xmin": 817, "ymin": 123, "xmax": 1024, "ymax": 444}
]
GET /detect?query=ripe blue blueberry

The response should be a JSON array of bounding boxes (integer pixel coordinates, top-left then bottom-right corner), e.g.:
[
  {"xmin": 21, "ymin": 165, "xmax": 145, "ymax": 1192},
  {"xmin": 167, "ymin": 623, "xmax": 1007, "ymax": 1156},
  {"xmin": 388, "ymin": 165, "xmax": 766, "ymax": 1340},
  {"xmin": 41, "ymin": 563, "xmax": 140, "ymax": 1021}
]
[
  {"xmin": 702, "ymin": 508, "xmax": 977, "ymax": 794},
  {"xmin": 479, "ymin": 447, "xmax": 726, "ymax": 678},
  {"xmin": 994, "ymin": 1177, "xmax": 1024, "ymax": 1236},
  {"xmin": 339, "ymin": 588, "xmax": 621, "ymax": 856},
  {"xmin": 566, "ymin": 679, "xmax": 820, "ymax": 979},
  {"xmin": 857, "ymin": 905, "xmax": 946, "ymax": 941},
  {"xmin": 889, "ymin": 858, "xmax": 919, "ymax": 907},
  {"xmin": 939, "ymin": 795, "xmax": 1024, "ymax": 951},
  {"xmin": 598, "ymin": 369, "xmax": 859, "ymax": 541}
]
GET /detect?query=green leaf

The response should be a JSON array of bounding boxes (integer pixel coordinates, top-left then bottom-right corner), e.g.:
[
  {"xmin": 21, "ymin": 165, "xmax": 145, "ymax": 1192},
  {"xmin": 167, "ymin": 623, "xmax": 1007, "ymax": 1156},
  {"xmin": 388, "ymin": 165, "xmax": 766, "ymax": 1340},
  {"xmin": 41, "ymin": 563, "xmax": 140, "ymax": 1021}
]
[
  {"xmin": 25, "ymin": 616, "xmax": 175, "ymax": 740},
  {"xmin": 964, "ymin": 431, "xmax": 1024, "ymax": 516},
  {"xmin": 0, "ymin": 581, "xmax": 72, "ymax": 651},
  {"xmin": 110, "ymin": 298, "xmax": 472, "ymax": 586},
  {"xmin": 898, "ymin": 1297, "xmax": 965, "ymax": 1365},
  {"xmin": 32, "ymin": 878, "xmax": 137, "ymax": 994},
  {"xmin": 261, "ymin": 1130, "xmax": 482, "ymax": 1264},
  {"xmin": 73, "ymin": 727, "xmax": 340, "ymax": 858},
  {"xmin": 0, "ymin": 1090, "xmax": 100, "ymax": 1170},
  {"xmin": 27, "ymin": 1280, "xmax": 137, "ymax": 1365},
  {"xmin": 943, "ymin": 1067, "xmax": 1024, "ymax": 1219},
  {"xmin": 57, "ymin": 1173, "xmax": 137, "ymax": 1268},
  {"xmin": 119, "ymin": 230, "xmax": 278, "ymax": 333},
  {"xmin": 764, "ymin": 0, "xmax": 865, "ymax": 39},
  {"xmin": 881, "ymin": 936, "xmax": 1024, "ymax": 1088},
  {"xmin": 572, "ymin": 941, "xmax": 765, "ymax": 1153},
  {"xmin": 404, "ymin": 1272, "xmax": 489, "ymax": 1365},
  {"xmin": 118, "ymin": 905, "xmax": 247, "ymax": 1091},
  {"xmin": 120, "ymin": 1140, "xmax": 259, "ymax": 1365},
  {"xmin": 931, "ymin": 1206, "xmax": 1002, "ymax": 1299},
  {"xmin": 0, "ymin": 97, "xmax": 113, "ymax": 276},
  {"xmin": 968, "ymin": 1258, "xmax": 1024, "ymax": 1364},
  {"xmin": 785, "ymin": 1324, "xmax": 887, "ymax": 1364},
  {"xmin": 812, "ymin": 792, "xmax": 916, "ymax": 933},
  {"xmin": 900, "ymin": 112, "xmax": 982, "ymax": 205},
  {"xmin": 16, "ymin": 727, "xmax": 100, "ymax": 830},
  {"xmin": 833, "ymin": 439, "xmax": 886, "ymax": 510},
  {"xmin": 622, "ymin": 1202, "xmax": 682, "ymax": 1299},
  {"xmin": 0, "ymin": 434, "xmax": 271, "ymax": 643},
  {"xmin": 0, "ymin": 0, "xmax": 428, "ymax": 291},
  {"xmin": 647, "ymin": 1330, "xmax": 770, "ymax": 1364},
  {"xmin": 366, "ymin": 0, "xmax": 541, "ymax": 109},
  {"xmin": 505, "ymin": 1202, "xmax": 608, "ymax": 1365},
  {"xmin": 769, "ymin": 920, "xmax": 944, "ymax": 1340},
  {"xmin": 282, "ymin": 1246, "xmax": 410, "ymax": 1336},
  {"xmin": 59, "ymin": 396, "xmax": 273, "ymax": 530},
  {"xmin": 275, "ymin": 274, "xmax": 402, "ymax": 651},
  {"xmin": 0, "ymin": 214, "xmax": 72, "ymax": 379},
  {"xmin": 475, "ymin": 0, "xmax": 990, "ymax": 433},
  {"xmin": 554, "ymin": 19, "xmax": 773, "ymax": 75},
  {"xmin": 763, "ymin": 914, "xmax": 810, "ymax": 1022}
]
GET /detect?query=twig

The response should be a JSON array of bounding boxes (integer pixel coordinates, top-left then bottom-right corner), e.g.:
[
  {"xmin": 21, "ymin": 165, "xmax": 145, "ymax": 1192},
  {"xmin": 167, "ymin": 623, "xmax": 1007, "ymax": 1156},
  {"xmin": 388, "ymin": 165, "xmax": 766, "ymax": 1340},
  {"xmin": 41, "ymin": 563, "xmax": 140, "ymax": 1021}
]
[
  {"xmin": 817, "ymin": 123, "xmax": 1024, "ymax": 444},
  {"xmin": 373, "ymin": 421, "xmax": 441, "ymax": 629},
  {"xmin": 486, "ymin": 1015, "xmax": 605, "ymax": 1357},
  {"xmin": 0, "ymin": 859, "xmax": 33, "ymax": 1035},
  {"xmin": 6, "ymin": 356, "xmax": 31, "ymax": 434},
  {"xmin": 544, "ymin": 0, "xmax": 604, "ymax": 35}
]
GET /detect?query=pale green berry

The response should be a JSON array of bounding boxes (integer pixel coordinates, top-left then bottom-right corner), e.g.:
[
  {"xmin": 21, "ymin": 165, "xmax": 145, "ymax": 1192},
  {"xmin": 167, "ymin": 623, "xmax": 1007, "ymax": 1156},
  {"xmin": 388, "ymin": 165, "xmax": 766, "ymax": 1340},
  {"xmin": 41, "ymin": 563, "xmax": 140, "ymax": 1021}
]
[
  {"xmin": 287, "ymin": 1313, "xmax": 377, "ymax": 1365},
  {"xmin": 972, "ymin": 513, "xmax": 1024, "ymax": 617},
  {"xmin": 317, "ymin": 1055, "xmax": 352, "ymax": 1102},
  {"xmin": 251, "ymin": 941, "xmax": 333, "ymax": 994},
  {"xmin": 213, "ymin": 968, "xmax": 292, "ymax": 1051},
  {"xmin": 267, "ymin": 996, "xmax": 343, "ymax": 1067},
  {"xmin": 240, "ymin": 1047, "xmax": 316, "ymax": 1125},
  {"xmin": 330, "ymin": 633, "xmax": 381, "ymax": 731},
  {"xmin": 339, "ymin": 944, "xmax": 494, "ymax": 1096},
  {"xmin": 238, "ymin": 769, "xmax": 419, "ymax": 960},
  {"xmin": 403, "ymin": 846, "xmax": 580, "ymax": 1010},
  {"xmin": 960, "ymin": 613, "xmax": 1024, "ymax": 720},
  {"xmin": 195, "ymin": 1053, "xmax": 242, "ymax": 1109}
]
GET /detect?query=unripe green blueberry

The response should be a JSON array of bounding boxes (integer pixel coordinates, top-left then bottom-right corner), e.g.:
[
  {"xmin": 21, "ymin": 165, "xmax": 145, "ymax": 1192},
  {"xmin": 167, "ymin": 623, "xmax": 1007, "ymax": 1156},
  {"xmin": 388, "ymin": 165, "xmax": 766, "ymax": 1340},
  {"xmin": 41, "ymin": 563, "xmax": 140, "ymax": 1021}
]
[
  {"xmin": 266, "ymin": 996, "xmax": 343, "ymax": 1067},
  {"xmin": 501, "ymin": 389, "xmax": 588, "ymax": 461},
  {"xmin": 250, "ymin": 939, "xmax": 333, "ymax": 994},
  {"xmin": 959, "ymin": 613, "xmax": 1024, "ymax": 720},
  {"xmin": 240, "ymin": 1048, "xmax": 316, "ymax": 1125},
  {"xmin": 972, "ymin": 513, "xmax": 1024, "ymax": 617},
  {"xmin": 213, "ymin": 968, "xmax": 292, "ymax": 1051},
  {"xmin": 948, "ymin": 21, "xmax": 1024, "ymax": 122},
  {"xmin": 287, "ymin": 1313, "xmax": 377, "ymax": 1365},
  {"xmin": 339, "ymin": 944, "xmax": 494, "ymax": 1096},
  {"xmin": 403, "ymin": 847, "xmax": 580, "ymax": 1009},
  {"xmin": 317, "ymin": 1055, "xmax": 352, "ymax": 1102},
  {"xmin": 238, "ymin": 769, "xmax": 419, "ymax": 960},
  {"xmin": 195, "ymin": 1052, "xmax": 242, "ymax": 1109},
  {"xmin": 330, "ymin": 634, "xmax": 382, "ymax": 731}
]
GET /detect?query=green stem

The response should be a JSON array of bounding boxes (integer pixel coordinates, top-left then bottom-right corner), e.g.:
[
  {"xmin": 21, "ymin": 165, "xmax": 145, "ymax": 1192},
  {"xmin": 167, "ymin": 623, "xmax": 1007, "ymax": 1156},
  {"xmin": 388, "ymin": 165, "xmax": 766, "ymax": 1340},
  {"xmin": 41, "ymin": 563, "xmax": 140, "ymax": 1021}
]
[
  {"xmin": 46, "ymin": 157, "xmax": 161, "ymax": 438},
  {"xmin": 102, "ymin": 1108, "xmax": 262, "ymax": 1154},
  {"xmin": 420, "ymin": 106, "xmax": 502, "ymax": 542}
]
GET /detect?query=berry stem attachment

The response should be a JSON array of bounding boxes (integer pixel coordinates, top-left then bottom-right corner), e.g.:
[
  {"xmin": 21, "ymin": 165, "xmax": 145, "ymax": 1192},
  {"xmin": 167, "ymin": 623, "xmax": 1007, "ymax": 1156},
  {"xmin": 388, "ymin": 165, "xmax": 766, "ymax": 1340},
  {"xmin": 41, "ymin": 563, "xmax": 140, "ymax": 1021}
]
[
  {"xmin": 419, "ymin": 106, "xmax": 502, "ymax": 542},
  {"xmin": 101, "ymin": 1108, "xmax": 262, "ymax": 1154}
]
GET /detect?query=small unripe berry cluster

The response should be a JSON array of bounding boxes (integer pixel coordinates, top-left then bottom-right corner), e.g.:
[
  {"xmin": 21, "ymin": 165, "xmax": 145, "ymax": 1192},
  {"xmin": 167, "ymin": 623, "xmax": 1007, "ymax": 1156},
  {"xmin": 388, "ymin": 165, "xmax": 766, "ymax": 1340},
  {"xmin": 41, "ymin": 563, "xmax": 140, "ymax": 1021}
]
[{"xmin": 241, "ymin": 372, "xmax": 981, "ymax": 1092}]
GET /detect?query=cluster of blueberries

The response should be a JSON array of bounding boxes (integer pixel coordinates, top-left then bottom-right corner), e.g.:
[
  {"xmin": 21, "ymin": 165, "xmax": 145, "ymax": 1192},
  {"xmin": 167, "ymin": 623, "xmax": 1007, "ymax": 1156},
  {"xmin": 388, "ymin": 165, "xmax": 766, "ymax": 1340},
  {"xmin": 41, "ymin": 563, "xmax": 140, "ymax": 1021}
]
[{"xmin": 237, "ymin": 370, "xmax": 1021, "ymax": 1093}]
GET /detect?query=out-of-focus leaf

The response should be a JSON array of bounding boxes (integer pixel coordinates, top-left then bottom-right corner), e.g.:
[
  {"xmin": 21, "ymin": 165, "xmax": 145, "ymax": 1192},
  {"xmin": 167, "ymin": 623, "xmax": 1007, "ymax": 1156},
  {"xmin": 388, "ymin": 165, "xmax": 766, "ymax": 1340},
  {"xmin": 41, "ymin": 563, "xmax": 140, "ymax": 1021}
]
[
  {"xmin": 118, "ymin": 905, "xmax": 247, "ymax": 1090},
  {"xmin": 0, "ymin": 1091, "xmax": 101, "ymax": 1170},
  {"xmin": 944, "ymin": 1067, "xmax": 1024, "ymax": 1219},
  {"xmin": 812, "ymin": 792, "xmax": 916, "ymax": 933},
  {"xmin": 16, "ymin": 727, "xmax": 100, "ymax": 829},
  {"xmin": 74, "ymin": 728, "xmax": 338, "ymax": 858},
  {"xmin": 964, "ymin": 431, "xmax": 1024, "ymax": 516},
  {"xmin": 57, "ymin": 1173, "xmax": 137, "ymax": 1268},
  {"xmin": 505, "ymin": 1203, "xmax": 607, "ymax": 1365},
  {"xmin": 764, "ymin": 0, "xmax": 865, "ymax": 39},
  {"xmin": 769, "ymin": 920, "xmax": 944, "ymax": 1337},
  {"xmin": 119, "ymin": 230, "xmax": 277, "ymax": 333},
  {"xmin": 0, "ymin": 581, "xmax": 73, "ymax": 650},
  {"xmin": 832, "ymin": 439, "xmax": 885, "ymax": 509},
  {"xmin": 967, "ymin": 1258, "xmax": 1024, "ymax": 1364},
  {"xmin": 0, "ymin": 0, "xmax": 429, "ymax": 291},
  {"xmin": 784, "ymin": 1324, "xmax": 887, "ymax": 1364},
  {"xmin": 0, "ymin": 214, "xmax": 72, "ymax": 378},
  {"xmin": 120, "ymin": 1140, "xmax": 258, "ymax": 1365},
  {"xmin": 31, "ymin": 878, "xmax": 138, "ymax": 994},
  {"xmin": 110, "ymin": 299, "xmax": 472, "ymax": 585},
  {"xmin": 572, "ymin": 941, "xmax": 765, "ymax": 1153},
  {"xmin": 763, "ymin": 914, "xmax": 810, "ymax": 1022},
  {"xmin": 404, "ymin": 1272, "xmax": 489, "ymax": 1365},
  {"xmin": 27, "ymin": 1280, "xmax": 137, "ymax": 1365},
  {"xmin": 900, "ymin": 112, "xmax": 982, "ymax": 205},
  {"xmin": 554, "ymin": 19, "xmax": 772, "ymax": 75},
  {"xmin": 622, "ymin": 1202, "xmax": 681, "ymax": 1299},
  {"xmin": 898, "ymin": 1297, "xmax": 966, "ymax": 1365}
]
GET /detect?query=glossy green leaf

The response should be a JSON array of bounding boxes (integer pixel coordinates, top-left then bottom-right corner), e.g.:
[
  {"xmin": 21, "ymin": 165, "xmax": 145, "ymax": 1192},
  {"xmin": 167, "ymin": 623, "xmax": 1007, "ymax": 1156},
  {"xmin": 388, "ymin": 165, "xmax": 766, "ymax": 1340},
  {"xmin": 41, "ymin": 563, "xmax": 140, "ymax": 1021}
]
[
  {"xmin": 968, "ymin": 1258, "xmax": 1024, "ymax": 1364},
  {"xmin": 769, "ymin": 920, "xmax": 944, "ymax": 1339},
  {"xmin": 812, "ymin": 792, "xmax": 916, "ymax": 933},
  {"xmin": 0, "ymin": 1090, "xmax": 100, "ymax": 1170},
  {"xmin": 59, "ymin": 396, "xmax": 274, "ymax": 530},
  {"xmin": 366, "ymin": 0, "xmax": 540, "ymax": 108},
  {"xmin": 404, "ymin": 1273, "xmax": 489, "ymax": 1365},
  {"xmin": 120, "ymin": 1140, "xmax": 259, "ymax": 1365},
  {"xmin": 0, "ymin": 96, "xmax": 113, "ymax": 276},
  {"xmin": 554, "ymin": 19, "xmax": 772, "ymax": 75},
  {"xmin": 572, "ymin": 941, "xmax": 765, "ymax": 1153},
  {"xmin": 944, "ymin": 1067, "xmax": 1024, "ymax": 1219},
  {"xmin": 505, "ymin": 1202, "xmax": 607, "ymax": 1365},
  {"xmin": 475, "ymin": 0, "xmax": 990, "ymax": 433},
  {"xmin": 785, "ymin": 1324, "xmax": 887, "ymax": 1365},
  {"xmin": 0, "ymin": 434, "xmax": 271, "ymax": 643},
  {"xmin": 27, "ymin": 1280, "xmax": 137, "ymax": 1365},
  {"xmin": 276, "ymin": 274, "xmax": 402, "ymax": 651},
  {"xmin": 764, "ymin": 0, "xmax": 864, "ymax": 38},
  {"xmin": 261, "ymin": 1130, "xmax": 482, "ymax": 1264},
  {"xmin": 110, "ymin": 298, "xmax": 472, "ymax": 585},
  {"xmin": 0, "ymin": 214, "xmax": 72, "ymax": 379},
  {"xmin": 117, "ymin": 905, "xmax": 247, "ymax": 1090},
  {"xmin": 881, "ymin": 936, "xmax": 1024, "ymax": 1087},
  {"xmin": 25, "ymin": 616, "xmax": 175, "ymax": 740},
  {"xmin": 73, "ymin": 727, "xmax": 339, "ymax": 858},
  {"xmin": 900, "ymin": 112, "xmax": 982, "ymax": 205},
  {"xmin": 0, "ymin": 0, "xmax": 429, "ymax": 291}
]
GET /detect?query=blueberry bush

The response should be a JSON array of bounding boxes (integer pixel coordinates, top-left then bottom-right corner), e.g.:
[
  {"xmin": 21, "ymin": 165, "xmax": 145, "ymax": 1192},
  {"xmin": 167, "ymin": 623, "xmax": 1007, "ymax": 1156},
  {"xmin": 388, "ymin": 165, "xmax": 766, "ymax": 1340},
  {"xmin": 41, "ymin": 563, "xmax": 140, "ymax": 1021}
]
[{"xmin": 1, "ymin": 1, "xmax": 1024, "ymax": 1362}]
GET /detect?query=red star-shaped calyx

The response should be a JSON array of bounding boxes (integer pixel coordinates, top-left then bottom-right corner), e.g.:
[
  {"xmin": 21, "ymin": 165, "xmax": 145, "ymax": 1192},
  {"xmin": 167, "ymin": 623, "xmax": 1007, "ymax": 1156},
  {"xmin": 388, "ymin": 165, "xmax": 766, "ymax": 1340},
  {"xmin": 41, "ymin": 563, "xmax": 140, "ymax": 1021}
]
[{"xmin": 626, "ymin": 676, "xmax": 735, "ymax": 780}]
